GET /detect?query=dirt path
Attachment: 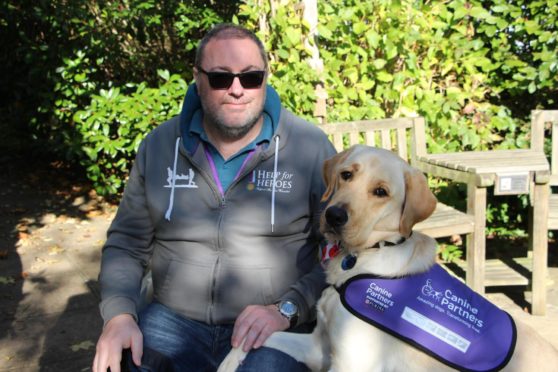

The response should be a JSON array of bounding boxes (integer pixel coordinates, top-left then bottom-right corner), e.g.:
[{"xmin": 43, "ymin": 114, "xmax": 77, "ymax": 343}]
[{"xmin": 0, "ymin": 155, "xmax": 115, "ymax": 371}]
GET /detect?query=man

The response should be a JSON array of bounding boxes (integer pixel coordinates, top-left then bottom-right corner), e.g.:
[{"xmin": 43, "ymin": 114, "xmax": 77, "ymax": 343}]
[{"xmin": 93, "ymin": 23, "xmax": 336, "ymax": 372}]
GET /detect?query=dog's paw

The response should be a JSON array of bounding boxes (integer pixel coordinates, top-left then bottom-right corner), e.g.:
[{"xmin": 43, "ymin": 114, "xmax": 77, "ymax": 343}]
[{"xmin": 217, "ymin": 347, "xmax": 248, "ymax": 372}]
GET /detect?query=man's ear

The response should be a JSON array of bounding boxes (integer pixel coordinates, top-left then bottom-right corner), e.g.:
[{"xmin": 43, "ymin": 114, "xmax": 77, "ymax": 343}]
[
  {"xmin": 399, "ymin": 168, "xmax": 437, "ymax": 237},
  {"xmin": 321, "ymin": 147, "xmax": 353, "ymax": 202},
  {"xmin": 193, "ymin": 67, "xmax": 200, "ymax": 84}
]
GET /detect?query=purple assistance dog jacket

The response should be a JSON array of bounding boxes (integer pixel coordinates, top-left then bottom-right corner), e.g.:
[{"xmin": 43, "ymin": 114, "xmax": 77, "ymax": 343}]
[{"xmin": 336, "ymin": 264, "xmax": 516, "ymax": 372}]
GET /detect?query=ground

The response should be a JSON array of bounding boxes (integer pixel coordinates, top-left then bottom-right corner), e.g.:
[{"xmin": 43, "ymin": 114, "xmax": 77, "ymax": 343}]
[
  {"xmin": 0, "ymin": 153, "xmax": 557, "ymax": 371},
  {"xmin": 0, "ymin": 154, "xmax": 115, "ymax": 371}
]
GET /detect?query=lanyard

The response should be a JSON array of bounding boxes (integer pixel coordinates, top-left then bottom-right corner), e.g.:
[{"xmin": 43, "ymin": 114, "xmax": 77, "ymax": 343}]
[{"xmin": 203, "ymin": 143, "xmax": 257, "ymax": 196}]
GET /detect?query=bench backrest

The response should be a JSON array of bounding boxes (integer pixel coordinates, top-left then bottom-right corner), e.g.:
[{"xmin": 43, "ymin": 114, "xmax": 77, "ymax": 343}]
[
  {"xmin": 531, "ymin": 110, "xmax": 558, "ymax": 187},
  {"xmin": 317, "ymin": 117, "xmax": 427, "ymax": 162}
]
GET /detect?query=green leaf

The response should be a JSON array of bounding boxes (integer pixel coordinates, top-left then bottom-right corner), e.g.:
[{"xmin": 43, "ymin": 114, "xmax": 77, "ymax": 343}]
[
  {"xmin": 317, "ymin": 24, "xmax": 333, "ymax": 40},
  {"xmin": 365, "ymin": 29, "xmax": 380, "ymax": 48},
  {"xmin": 373, "ymin": 59, "xmax": 387, "ymax": 69},
  {"xmin": 524, "ymin": 20, "xmax": 539, "ymax": 35},
  {"xmin": 277, "ymin": 49, "xmax": 290, "ymax": 59},
  {"xmin": 285, "ymin": 28, "xmax": 301, "ymax": 46},
  {"xmin": 528, "ymin": 81, "xmax": 536, "ymax": 93},
  {"xmin": 157, "ymin": 70, "xmax": 170, "ymax": 81},
  {"xmin": 376, "ymin": 71, "xmax": 393, "ymax": 82},
  {"xmin": 353, "ymin": 21, "xmax": 367, "ymax": 35}
]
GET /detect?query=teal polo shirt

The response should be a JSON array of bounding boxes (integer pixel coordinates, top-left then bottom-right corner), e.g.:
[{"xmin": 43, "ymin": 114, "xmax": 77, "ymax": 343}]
[{"xmin": 188, "ymin": 109, "xmax": 273, "ymax": 192}]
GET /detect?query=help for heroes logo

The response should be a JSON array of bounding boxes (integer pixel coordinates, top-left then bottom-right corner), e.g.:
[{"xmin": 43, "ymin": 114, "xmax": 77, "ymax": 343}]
[{"xmin": 248, "ymin": 169, "xmax": 294, "ymax": 193}]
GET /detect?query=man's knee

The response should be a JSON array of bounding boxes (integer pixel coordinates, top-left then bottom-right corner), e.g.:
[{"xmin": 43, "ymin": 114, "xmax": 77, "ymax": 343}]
[
  {"xmin": 236, "ymin": 347, "xmax": 309, "ymax": 372},
  {"xmin": 122, "ymin": 347, "xmax": 174, "ymax": 372}
]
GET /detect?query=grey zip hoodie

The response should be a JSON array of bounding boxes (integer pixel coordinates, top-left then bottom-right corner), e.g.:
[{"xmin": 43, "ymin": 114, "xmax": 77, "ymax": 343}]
[{"xmin": 99, "ymin": 84, "xmax": 336, "ymax": 327}]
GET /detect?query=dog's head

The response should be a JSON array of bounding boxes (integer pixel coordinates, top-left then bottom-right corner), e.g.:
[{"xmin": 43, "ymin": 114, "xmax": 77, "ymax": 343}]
[{"xmin": 320, "ymin": 145, "xmax": 437, "ymax": 251}]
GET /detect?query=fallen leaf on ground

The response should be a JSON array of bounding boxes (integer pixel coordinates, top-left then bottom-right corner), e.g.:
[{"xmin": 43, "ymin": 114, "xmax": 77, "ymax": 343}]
[
  {"xmin": 70, "ymin": 340, "xmax": 95, "ymax": 352},
  {"xmin": 48, "ymin": 245, "xmax": 65, "ymax": 255},
  {"xmin": 16, "ymin": 223, "xmax": 29, "ymax": 232},
  {"xmin": 0, "ymin": 276, "xmax": 15, "ymax": 285},
  {"xmin": 34, "ymin": 257, "xmax": 59, "ymax": 265},
  {"xmin": 86, "ymin": 210, "xmax": 102, "ymax": 218}
]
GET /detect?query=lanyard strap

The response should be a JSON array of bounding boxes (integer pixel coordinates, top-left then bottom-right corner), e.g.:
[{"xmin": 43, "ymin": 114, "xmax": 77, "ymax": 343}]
[{"xmin": 203, "ymin": 143, "xmax": 257, "ymax": 196}]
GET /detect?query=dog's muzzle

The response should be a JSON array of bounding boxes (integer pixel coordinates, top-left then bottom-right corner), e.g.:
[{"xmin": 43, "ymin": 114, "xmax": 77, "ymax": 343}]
[{"xmin": 325, "ymin": 206, "xmax": 348, "ymax": 232}]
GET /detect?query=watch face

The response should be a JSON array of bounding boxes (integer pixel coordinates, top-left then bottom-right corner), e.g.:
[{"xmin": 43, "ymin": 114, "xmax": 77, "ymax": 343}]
[{"xmin": 280, "ymin": 301, "xmax": 297, "ymax": 317}]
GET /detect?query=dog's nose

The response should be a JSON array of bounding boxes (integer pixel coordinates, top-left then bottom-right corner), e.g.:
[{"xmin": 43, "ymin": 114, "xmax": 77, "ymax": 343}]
[{"xmin": 325, "ymin": 206, "xmax": 348, "ymax": 228}]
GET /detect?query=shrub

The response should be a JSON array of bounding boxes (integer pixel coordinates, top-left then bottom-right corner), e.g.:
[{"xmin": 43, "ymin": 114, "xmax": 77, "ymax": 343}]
[{"xmin": 74, "ymin": 71, "xmax": 186, "ymax": 196}]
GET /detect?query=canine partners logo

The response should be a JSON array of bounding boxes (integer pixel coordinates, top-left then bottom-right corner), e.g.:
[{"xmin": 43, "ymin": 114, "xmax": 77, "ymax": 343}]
[
  {"xmin": 164, "ymin": 167, "xmax": 198, "ymax": 188},
  {"xmin": 421, "ymin": 279, "xmax": 443, "ymax": 301},
  {"xmin": 418, "ymin": 275, "xmax": 484, "ymax": 330},
  {"xmin": 247, "ymin": 169, "xmax": 294, "ymax": 193}
]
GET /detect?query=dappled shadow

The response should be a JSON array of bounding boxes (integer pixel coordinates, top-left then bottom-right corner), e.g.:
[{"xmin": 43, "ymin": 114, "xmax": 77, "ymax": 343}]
[
  {"xmin": 38, "ymin": 279, "xmax": 103, "ymax": 372},
  {"xmin": 440, "ymin": 232, "xmax": 558, "ymax": 312},
  {"xmin": 0, "ymin": 152, "xmax": 112, "ymax": 368}
]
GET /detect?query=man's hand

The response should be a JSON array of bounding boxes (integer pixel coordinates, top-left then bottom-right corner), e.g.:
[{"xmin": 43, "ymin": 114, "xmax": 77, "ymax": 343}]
[
  {"xmin": 92, "ymin": 314, "xmax": 143, "ymax": 372},
  {"xmin": 231, "ymin": 304, "xmax": 290, "ymax": 352}
]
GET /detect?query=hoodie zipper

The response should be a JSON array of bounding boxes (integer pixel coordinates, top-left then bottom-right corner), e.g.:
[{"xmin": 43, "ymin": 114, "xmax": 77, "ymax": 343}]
[
  {"xmin": 209, "ymin": 193, "xmax": 226, "ymax": 323},
  {"xmin": 182, "ymin": 140, "xmax": 279, "ymax": 322}
]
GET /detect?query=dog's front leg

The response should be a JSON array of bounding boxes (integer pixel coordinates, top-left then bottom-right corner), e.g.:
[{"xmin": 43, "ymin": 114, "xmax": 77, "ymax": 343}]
[
  {"xmin": 217, "ymin": 339, "xmax": 249, "ymax": 372},
  {"xmin": 218, "ymin": 330, "xmax": 328, "ymax": 372}
]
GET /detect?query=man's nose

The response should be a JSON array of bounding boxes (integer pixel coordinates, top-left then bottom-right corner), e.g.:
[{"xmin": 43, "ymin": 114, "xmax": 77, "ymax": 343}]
[{"xmin": 228, "ymin": 76, "xmax": 244, "ymax": 96}]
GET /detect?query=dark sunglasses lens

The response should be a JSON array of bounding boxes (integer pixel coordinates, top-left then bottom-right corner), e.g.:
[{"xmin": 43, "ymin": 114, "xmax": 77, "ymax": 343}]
[
  {"xmin": 238, "ymin": 71, "xmax": 265, "ymax": 88},
  {"xmin": 206, "ymin": 71, "xmax": 265, "ymax": 89},
  {"xmin": 207, "ymin": 73, "xmax": 235, "ymax": 89}
]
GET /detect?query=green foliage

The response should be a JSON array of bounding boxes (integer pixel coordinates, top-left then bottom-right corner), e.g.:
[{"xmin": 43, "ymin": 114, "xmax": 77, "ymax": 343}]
[
  {"xmin": 74, "ymin": 72, "xmax": 186, "ymax": 196},
  {"xmin": 438, "ymin": 244, "xmax": 463, "ymax": 264},
  {"xmin": 2, "ymin": 0, "xmax": 557, "ymax": 226},
  {"xmin": 236, "ymin": 1, "xmax": 320, "ymax": 120},
  {"xmin": 232, "ymin": 0, "xmax": 556, "ymax": 234},
  {"xmin": 1, "ymin": 0, "xmax": 237, "ymax": 194},
  {"xmin": 1, "ymin": 0, "xmax": 233, "ymax": 158}
]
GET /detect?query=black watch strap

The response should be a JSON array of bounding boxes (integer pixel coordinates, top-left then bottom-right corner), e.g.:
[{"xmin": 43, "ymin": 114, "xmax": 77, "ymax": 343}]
[{"xmin": 275, "ymin": 300, "xmax": 299, "ymax": 328}]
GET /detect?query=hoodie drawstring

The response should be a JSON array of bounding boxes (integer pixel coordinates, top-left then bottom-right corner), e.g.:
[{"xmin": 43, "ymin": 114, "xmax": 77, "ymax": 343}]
[
  {"xmin": 165, "ymin": 135, "xmax": 279, "ymax": 228},
  {"xmin": 165, "ymin": 137, "xmax": 181, "ymax": 221},
  {"xmin": 271, "ymin": 135, "xmax": 280, "ymax": 232}
]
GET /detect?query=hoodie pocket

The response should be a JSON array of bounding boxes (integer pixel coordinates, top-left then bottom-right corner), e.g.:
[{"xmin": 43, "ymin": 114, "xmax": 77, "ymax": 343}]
[
  {"xmin": 153, "ymin": 258, "xmax": 214, "ymax": 320},
  {"xmin": 214, "ymin": 265, "xmax": 275, "ymax": 320}
]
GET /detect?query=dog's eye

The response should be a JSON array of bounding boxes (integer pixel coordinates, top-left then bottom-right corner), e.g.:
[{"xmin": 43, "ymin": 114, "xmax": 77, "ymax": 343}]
[
  {"xmin": 340, "ymin": 171, "xmax": 352, "ymax": 181},
  {"xmin": 373, "ymin": 187, "xmax": 388, "ymax": 197}
]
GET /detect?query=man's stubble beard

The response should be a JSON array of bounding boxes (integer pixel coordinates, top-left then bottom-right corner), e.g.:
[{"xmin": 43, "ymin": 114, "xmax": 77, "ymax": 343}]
[{"xmin": 201, "ymin": 99, "xmax": 265, "ymax": 141}]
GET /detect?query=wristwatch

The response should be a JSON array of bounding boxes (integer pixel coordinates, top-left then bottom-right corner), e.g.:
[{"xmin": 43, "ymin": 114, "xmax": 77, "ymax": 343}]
[{"xmin": 275, "ymin": 300, "xmax": 299, "ymax": 328}]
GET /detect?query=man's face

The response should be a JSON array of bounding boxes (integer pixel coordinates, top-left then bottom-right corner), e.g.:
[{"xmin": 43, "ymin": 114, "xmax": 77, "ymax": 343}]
[{"xmin": 195, "ymin": 37, "xmax": 267, "ymax": 140}]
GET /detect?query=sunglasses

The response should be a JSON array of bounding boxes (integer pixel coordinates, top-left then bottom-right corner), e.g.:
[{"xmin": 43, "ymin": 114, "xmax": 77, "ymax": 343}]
[{"xmin": 198, "ymin": 67, "xmax": 266, "ymax": 90}]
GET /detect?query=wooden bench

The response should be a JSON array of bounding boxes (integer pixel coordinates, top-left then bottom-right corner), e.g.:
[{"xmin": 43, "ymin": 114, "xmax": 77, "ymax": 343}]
[
  {"xmin": 411, "ymin": 114, "xmax": 551, "ymax": 315},
  {"xmin": 317, "ymin": 117, "xmax": 476, "ymax": 246},
  {"xmin": 531, "ymin": 110, "xmax": 558, "ymax": 231}
]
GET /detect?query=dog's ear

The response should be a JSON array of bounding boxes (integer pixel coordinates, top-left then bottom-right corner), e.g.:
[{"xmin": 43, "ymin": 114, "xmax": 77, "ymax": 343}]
[
  {"xmin": 399, "ymin": 168, "xmax": 437, "ymax": 237},
  {"xmin": 321, "ymin": 148, "xmax": 353, "ymax": 202}
]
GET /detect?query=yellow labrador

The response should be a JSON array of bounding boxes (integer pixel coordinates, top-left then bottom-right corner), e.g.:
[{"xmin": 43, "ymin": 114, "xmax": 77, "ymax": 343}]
[{"xmin": 219, "ymin": 145, "xmax": 558, "ymax": 371}]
